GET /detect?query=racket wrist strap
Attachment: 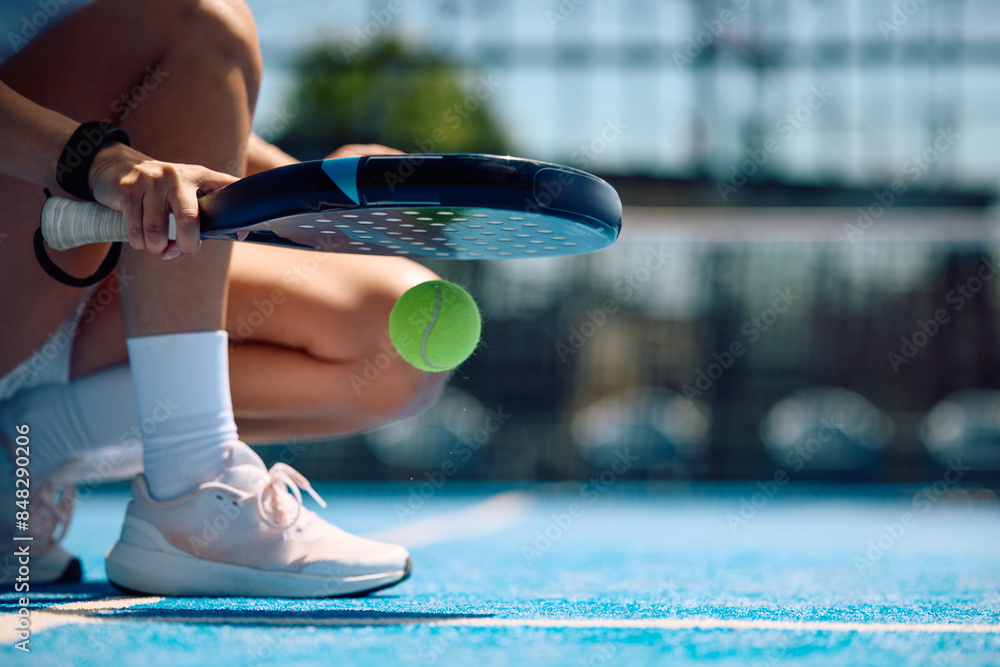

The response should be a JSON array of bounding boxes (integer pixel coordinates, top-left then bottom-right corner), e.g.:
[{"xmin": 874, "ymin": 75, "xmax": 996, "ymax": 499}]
[
  {"xmin": 34, "ymin": 189, "xmax": 123, "ymax": 287},
  {"xmin": 55, "ymin": 120, "xmax": 130, "ymax": 201}
]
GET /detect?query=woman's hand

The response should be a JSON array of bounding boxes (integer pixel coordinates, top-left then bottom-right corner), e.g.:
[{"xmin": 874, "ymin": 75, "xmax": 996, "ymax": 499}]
[
  {"xmin": 324, "ymin": 143, "xmax": 404, "ymax": 159},
  {"xmin": 88, "ymin": 142, "xmax": 237, "ymax": 259},
  {"xmin": 92, "ymin": 140, "xmax": 405, "ymax": 257}
]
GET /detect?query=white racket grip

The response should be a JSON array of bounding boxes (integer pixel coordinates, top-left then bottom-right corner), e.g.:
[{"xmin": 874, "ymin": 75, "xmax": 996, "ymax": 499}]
[
  {"xmin": 41, "ymin": 197, "xmax": 127, "ymax": 250},
  {"xmin": 41, "ymin": 196, "xmax": 177, "ymax": 250}
]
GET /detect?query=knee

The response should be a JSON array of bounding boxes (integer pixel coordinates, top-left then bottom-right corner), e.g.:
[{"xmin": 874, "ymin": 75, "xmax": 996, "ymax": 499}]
[
  {"xmin": 354, "ymin": 361, "xmax": 450, "ymax": 429},
  {"xmin": 346, "ymin": 260, "xmax": 451, "ymax": 427},
  {"xmin": 168, "ymin": 0, "xmax": 263, "ymax": 103}
]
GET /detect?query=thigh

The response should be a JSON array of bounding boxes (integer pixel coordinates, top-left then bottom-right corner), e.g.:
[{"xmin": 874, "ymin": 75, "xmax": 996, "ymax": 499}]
[
  {"xmin": 225, "ymin": 244, "xmax": 438, "ymax": 362},
  {"xmin": 0, "ymin": 0, "xmax": 182, "ymax": 374},
  {"xmin": 0, "ymin": 0, "xmax": 228, "ymax": 116},
  {"xmin": 69, "ymin": 243, "xmax": 439, "ymax": 377}
]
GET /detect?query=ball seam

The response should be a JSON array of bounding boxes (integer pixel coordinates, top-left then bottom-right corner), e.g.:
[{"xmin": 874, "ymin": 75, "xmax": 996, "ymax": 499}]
[{"xmin": 419, "ymin": 284, "xmax": 444, "ymax": 370}]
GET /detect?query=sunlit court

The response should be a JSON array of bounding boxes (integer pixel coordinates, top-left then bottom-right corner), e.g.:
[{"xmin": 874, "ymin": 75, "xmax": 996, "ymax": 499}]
[{"xmin": 1, "ymin": 1, "xmax": 999, "ymax": 665}]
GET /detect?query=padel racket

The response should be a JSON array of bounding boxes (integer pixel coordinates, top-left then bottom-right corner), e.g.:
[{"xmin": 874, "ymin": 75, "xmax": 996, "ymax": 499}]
[{"xmin": 40, "ymin": 154, "xmax": 621, "ymax": 262}]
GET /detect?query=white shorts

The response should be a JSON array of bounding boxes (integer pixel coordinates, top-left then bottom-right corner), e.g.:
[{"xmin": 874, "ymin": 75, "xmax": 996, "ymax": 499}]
[{"xmin": 0, "ymin": 285, "xmax": 98, "ymax": 403}]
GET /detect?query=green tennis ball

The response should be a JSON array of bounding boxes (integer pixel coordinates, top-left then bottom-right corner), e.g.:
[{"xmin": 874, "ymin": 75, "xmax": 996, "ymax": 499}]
[{"xmin": 389, "ymin": 280, "xmax": 482, "ymax": 372}]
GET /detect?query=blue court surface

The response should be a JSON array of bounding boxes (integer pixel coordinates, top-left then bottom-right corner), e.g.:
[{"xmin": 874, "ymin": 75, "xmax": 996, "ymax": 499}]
[{"xmin": 2, "ymin": 482, "xmax": 999, "ymax": 666}]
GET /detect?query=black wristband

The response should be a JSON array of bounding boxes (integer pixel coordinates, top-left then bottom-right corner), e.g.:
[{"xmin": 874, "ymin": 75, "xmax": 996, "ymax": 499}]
[{"xmin": 55, "ymin": 121, "xmax": 130, "ymax": 201}]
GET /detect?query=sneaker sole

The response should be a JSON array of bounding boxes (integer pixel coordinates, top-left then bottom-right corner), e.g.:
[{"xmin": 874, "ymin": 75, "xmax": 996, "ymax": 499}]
[
  {"xmin": 105, "ymin": 520, "xmax": 411, "ymax": 598},
  {"xmin": 0, "ymin": 554, "xmax": 82, "ymax": 586},
  {"xmin": 56, "ymin": 557, "xmax": 83, "ymax": 584}
]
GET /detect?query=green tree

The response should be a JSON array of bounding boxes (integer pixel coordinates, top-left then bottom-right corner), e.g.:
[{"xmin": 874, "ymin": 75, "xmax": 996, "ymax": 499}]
[{"xmin": 276, "ymin": 39, "xmax": 508, "ymax": 160}]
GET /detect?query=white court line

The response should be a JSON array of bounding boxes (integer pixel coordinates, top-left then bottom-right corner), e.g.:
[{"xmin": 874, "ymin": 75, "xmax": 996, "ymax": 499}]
[
  {"xmin": 363, "ymin": 490, "xmax": 535, "ymax": 548},
  {"xmin": 442, "ymin": 617, "xmax": 1000, "ymax": 634},
  {"xmin": 0, "ymin": 596, "xmax": 163, "ymax": 636},
  {"xmin": 4, "ymin": 597, "xmax": 998, "ymax": 635},
  {"xmin": 0, "ymin": 492, "xmax": 533, "ymax": 636},
  {"xmin": 3, "ymin": 493, "xmax": 997, "ymax": 637}
]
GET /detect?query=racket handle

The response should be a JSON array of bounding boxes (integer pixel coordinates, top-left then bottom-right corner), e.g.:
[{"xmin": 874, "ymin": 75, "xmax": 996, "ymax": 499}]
[{"xmin": 40, "ymin": 196, "xmax": 129, "ymax": 250}]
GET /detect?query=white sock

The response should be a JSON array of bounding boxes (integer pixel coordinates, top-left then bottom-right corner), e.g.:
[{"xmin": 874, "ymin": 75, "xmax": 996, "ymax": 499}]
[
  {"xmin": 127, "ymin": 331, "xmax": 238, "ymax": 501},
  {"xmin": 0, "ymin": 365, "xmax": 142, "ymax": 483}
]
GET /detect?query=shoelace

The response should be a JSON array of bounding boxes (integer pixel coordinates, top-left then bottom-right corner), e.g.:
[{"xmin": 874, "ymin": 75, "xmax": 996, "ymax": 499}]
[
  {"xmin": 31, "ymin": 478, "xmax": 77, "ymax": 550},
  {"xmin": 255, "ymin": 462, "xmax": 327, "ymax": 530}
]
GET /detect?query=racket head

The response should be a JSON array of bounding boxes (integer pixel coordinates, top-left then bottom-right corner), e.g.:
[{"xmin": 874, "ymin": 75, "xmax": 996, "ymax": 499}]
[{"xmin": 198, "ymin": 154, "xmax": 621, "ymax": 259}]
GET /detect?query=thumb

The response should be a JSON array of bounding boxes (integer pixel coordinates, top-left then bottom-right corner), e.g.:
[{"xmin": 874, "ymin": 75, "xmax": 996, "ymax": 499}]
[{"xmin": 196, "ymin": 167, "xmax": 239, "ymax": 196}]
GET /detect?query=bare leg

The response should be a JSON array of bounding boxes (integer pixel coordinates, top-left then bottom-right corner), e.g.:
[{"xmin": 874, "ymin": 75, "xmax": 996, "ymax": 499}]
[
  {"xmin": 0, "ymin": 0, "xmax": 261, "ymax": 372},
  {"xmin": 226, "ymin": 248, "xmax": 446, "ymax": 438},
  {"xmin": 72, "ymin": 245, "xmax": 448, "ymax": 441},
  {"xmin": 2, "ymin": 0, "xmax": 447, "ymax": 442},
  {"xmin": 0, "ymin": 0, "xmax": 434, "ymax": 596}
]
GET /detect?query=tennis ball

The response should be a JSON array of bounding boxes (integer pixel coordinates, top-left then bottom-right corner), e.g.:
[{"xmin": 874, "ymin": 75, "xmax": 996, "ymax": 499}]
[{"xmin": 389, "ymin": 280, "xmax": 482, "ymax": 372}]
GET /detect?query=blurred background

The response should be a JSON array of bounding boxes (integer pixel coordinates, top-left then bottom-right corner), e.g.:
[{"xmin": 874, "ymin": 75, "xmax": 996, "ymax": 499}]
[{"xmin": 239, "ymin": 0, "xmax": 1000, "ymax": 486}]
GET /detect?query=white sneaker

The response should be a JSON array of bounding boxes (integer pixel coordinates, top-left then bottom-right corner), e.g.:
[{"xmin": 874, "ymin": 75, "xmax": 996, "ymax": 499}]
[
  {"xmin": 0, "ymin": 444, "xmax": 81, "ymax": 586},
  {"xmin": 0, "ymin": 544, "xmax": 82, "ymax": 586},
  {"xmin": 0, "ymin": 424, "xmax": 142, "ymax": 587},
  {"xmin": 105, "ymin": 442, "xmax": 412, "ymax": 597}
]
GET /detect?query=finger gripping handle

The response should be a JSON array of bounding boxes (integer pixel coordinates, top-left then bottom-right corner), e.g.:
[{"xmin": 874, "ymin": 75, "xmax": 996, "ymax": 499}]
[{"xmin": 40, "ymin": 196, "xmax": 128, "ymax": 250}]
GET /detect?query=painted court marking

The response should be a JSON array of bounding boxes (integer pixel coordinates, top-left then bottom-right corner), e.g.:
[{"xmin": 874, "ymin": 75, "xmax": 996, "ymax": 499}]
[
  {"xmin": 364, "ymin": 490, "xmax": 535, "ymax": 548},
  {"xmin": 3, "ymin": 596, "xmax": 999, "ymax": 636},
  {"xmin": 0, "ymin": 492, "xmax": 537, "ymax": 638},
  {"xmin": 3, "ymin": 493, "xmax": 998, "ymax": 640},
  {"xmin": 0, "ymin": 596, "xmax": 164, "ymax": 635}
]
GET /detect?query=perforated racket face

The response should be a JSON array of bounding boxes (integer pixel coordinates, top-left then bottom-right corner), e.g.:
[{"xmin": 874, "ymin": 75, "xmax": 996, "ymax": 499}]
[{"xmin": 220, "ymin": 206, "xmax": 618, "ymax": 259}]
